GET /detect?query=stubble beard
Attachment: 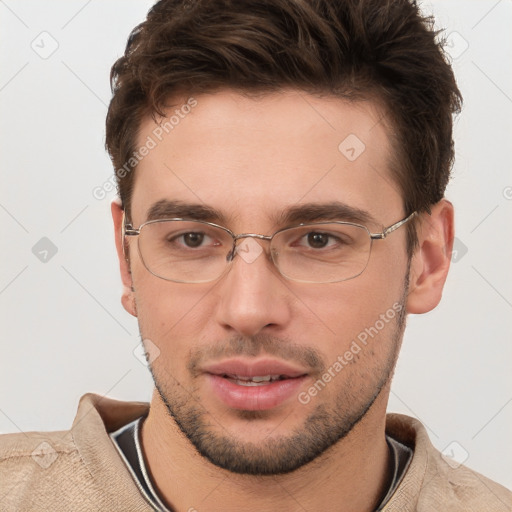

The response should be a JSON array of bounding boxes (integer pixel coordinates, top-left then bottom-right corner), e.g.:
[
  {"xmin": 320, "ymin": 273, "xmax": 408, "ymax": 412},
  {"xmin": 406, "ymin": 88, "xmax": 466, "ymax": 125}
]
[{"xmin": 144, "ymin": 284, "xmax": 408, "ymax": 476}]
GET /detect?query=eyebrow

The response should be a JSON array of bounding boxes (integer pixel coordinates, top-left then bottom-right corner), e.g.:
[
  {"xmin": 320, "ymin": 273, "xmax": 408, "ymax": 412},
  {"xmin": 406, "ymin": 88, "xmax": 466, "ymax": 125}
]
[
  {"xmin": 275, "ymin": 202, "xmax": 376, "ymax": 227},
  {"xmin": 145, "ymin": 199, "xmax": 229, "ymax": 224},
  {"xmin": 144, "ymin": 199, "xmax": 376, "ymax": 227}
]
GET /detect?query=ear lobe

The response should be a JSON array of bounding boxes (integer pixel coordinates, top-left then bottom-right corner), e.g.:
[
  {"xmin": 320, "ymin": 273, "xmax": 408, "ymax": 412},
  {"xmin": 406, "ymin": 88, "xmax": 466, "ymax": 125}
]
[
  {"xmin": 111, "ymin": 198, "xmax": 138, "ymax": 317},
  {"xmin": 406, "ymin": 199, "xmax": 454, "ymax": 314}
]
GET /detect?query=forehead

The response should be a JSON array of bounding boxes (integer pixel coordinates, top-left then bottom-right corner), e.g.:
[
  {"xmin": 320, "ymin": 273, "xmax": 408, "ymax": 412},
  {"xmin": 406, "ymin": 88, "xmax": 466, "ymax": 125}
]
[{"xmin": 130, "ymin": 89, "xmax": 402, "ymax": 229}]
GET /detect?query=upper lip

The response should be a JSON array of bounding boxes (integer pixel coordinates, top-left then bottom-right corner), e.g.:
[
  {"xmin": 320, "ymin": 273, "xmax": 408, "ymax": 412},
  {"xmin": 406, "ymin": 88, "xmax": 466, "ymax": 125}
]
[{"xmin": 202, "ymin": 358, "xmax": 308, "ymax": 379}]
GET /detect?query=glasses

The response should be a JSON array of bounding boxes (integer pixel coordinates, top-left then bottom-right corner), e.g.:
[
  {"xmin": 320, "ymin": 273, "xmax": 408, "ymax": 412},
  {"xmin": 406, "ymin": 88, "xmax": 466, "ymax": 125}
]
[{"xmin": 123, "ymin": 212, "xmax": 416, "ymax": 284}]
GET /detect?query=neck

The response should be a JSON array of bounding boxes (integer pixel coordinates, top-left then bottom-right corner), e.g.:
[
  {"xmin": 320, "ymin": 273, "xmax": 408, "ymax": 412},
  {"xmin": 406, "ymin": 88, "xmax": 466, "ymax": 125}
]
[{"xmin": 140, "ymin": 388, "xmax": 392, "ymax": 512}]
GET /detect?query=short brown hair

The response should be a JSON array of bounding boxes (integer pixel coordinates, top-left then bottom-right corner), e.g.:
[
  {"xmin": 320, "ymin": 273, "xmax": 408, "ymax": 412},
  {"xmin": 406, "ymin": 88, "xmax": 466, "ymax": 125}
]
[{"xmin": 105, "ymin": 0, "xmax": 462, "ymax": 254}]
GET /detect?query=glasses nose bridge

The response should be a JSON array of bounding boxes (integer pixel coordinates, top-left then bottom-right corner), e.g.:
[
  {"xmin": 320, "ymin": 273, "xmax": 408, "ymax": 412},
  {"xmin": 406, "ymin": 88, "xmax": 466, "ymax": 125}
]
[
  {"xmin": 226, "ymin": 232, "xmax": 273, "ymax": 262},
  {"xmin": 233, "ymin": 232, "xmax": 272, "ymax": 242}
]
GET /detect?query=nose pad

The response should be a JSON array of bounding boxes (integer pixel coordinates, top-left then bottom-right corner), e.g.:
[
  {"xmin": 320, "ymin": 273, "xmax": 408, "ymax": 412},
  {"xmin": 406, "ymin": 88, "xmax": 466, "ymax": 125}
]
[
  {"xmin": 226, "ymin": 243, "xmax": 237, "ymax": 262},
  {"xmin": 270, "ymin": 246, "xmax": 279, "ymax": 262},
  {"xmin": 225, "ymin": 236, "xmax": 275, "ymax": 271}
]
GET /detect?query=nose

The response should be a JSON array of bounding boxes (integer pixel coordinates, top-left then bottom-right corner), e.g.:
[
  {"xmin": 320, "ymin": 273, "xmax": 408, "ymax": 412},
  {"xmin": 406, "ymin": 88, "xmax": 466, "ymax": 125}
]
[{"xmin": 214, "ymin": 237, "xmax": 291, "ymax": 337}]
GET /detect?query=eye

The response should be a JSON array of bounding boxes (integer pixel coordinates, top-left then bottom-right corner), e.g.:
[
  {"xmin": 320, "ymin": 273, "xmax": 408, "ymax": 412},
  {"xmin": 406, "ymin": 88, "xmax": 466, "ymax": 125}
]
[
  {"xmin": 284, "ymin": 226, "xmax": 356, "ymax": 252},
  {"xmin": 181, "ymin": 232, "xmax": 206, "ymax": 248},
  {"xmin": 145, "ymin": 221, "xmax": 230, "ymax": 257},
  {"xmin": 298, "ymin": 231, "xmax": 344, "ymax": 250},
  {"xmin": 166, "ymin": 230, "xmax": 220, "ymax": 250},
  {"xmin": 305, "ymin": 232, "xmax": 332, "ymax": 249}
]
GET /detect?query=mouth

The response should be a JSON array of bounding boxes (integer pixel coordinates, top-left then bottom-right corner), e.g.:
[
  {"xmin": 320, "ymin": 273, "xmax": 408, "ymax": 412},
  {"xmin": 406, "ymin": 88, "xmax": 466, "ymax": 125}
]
[
  {"xmin": 219, "ymin": 374, "xmax": 300, "ymax": 386},
  {"xmin": 202, "ymin": 358, "xmax": 309, "ymax": 411}
]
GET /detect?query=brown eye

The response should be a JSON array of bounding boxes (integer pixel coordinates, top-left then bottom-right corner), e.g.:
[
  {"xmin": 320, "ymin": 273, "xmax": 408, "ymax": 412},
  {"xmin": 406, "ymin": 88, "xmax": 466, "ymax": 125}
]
[
  {"xmin": 307, "ymin": 233, "xmax": 330, "ymax": 249},
  {"xmin": 183, "ymin": 232, "xmax": 205, "ymax": 247}
]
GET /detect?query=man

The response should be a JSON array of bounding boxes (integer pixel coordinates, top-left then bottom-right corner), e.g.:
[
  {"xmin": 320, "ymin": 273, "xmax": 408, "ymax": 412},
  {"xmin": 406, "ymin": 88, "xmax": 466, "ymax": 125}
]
[{"xmin": 1, "ymin": 0, "xmax": 510, "ymax": 510}]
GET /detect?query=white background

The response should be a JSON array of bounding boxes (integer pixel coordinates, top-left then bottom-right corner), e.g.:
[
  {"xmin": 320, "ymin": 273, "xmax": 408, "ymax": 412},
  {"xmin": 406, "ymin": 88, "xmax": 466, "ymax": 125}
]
[{"xmin": 0, "ymin": 0, "xmax": 511, "ymax": 490}]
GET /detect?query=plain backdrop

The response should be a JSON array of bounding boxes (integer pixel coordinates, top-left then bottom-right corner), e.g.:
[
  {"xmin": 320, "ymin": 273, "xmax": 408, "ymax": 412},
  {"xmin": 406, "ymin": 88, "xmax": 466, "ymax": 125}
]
[{"xmin": 1, "ymin": 0, "xmax": 511, "ymax": 490}]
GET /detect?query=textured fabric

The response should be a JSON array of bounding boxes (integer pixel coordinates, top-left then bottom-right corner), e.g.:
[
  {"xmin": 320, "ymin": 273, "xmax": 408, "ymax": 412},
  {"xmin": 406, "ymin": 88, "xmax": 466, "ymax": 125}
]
[
  {"xmin": 0, "ymin": 394, "xmax": 152, "ymax": 512},
  {"xmin": 380, "ymin": 414, "xmax": 512, "ymax": 512},
  {"xmin": 1, "ymin": 393, "xmax": 511, "ymax": 511}
]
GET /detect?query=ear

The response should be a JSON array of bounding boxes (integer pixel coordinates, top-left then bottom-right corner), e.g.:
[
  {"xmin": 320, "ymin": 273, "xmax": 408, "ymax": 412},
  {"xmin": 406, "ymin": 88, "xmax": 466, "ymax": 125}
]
[
  {"xmin": 406, "ymin": 199, "xmax": 454, "ymax": 314},
  {"xmin": 111, "ymin": 198, "xmax": 137, "ymax": 317}
]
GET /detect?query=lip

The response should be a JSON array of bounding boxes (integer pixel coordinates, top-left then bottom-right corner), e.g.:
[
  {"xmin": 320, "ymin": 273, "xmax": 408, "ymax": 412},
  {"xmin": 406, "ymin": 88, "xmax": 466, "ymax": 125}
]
[
  {"xmin": 203, "ymin": 358, "xmax": 308, "ymax": 379},
  {"xmin": 202, "ymin": 358, "xmax": 309, "ymax": 411}
]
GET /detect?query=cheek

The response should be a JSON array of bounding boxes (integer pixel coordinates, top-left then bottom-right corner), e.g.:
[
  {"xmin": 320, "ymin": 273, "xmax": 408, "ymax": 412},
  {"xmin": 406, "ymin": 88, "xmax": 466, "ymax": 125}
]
[
  {"xmin": 299, "ymin": 264, "xmax": 406, "ymax": 359},
  {"xmin": 134, "ymin": 282, "xmax": 213, "ymax": 383},
  {"xmin": 316, "ymin": 271, "xmax": 404, "ymax": 327},
  {"xmin": 132, "ymin": 257, "xmax": 212, "ymax": 339}
]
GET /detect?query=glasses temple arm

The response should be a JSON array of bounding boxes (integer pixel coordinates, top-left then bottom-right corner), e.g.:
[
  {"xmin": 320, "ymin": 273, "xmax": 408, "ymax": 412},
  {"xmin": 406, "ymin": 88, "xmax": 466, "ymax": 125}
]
[{"xmin": 370, "ymin": 211, "xmax": 417, "ymax": 240}]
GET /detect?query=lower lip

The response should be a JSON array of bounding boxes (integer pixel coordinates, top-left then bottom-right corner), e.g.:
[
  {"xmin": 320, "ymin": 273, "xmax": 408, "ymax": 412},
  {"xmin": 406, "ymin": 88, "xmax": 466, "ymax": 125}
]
[{"xmin": 206, "ymin": 374, "xmax": 307, "ymax": 411}]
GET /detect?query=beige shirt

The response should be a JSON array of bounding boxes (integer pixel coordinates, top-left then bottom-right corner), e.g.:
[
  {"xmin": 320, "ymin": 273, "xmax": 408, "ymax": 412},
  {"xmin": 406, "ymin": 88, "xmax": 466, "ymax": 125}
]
[{"xmin": 1, "ymin": 393, "xmax": 510, "ymax": 512}]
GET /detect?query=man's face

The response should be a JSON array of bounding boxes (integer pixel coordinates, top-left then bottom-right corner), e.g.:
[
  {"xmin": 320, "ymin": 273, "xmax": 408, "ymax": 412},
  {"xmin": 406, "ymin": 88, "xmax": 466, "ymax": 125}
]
[{"xmin": 126, "ymin": 89, "xmax": 410, "ymax": 474}]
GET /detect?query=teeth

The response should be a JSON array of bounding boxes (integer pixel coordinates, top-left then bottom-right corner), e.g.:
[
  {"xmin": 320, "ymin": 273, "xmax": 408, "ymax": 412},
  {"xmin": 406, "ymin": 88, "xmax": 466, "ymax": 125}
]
[
  {"xmin": 236, "ymin": 380, "xmax": 268, "ymax": 386},
  {"xmin": 224, "ymin": 374, "xmax": 284, "ymax": 386},
  {"xmin": 252, "ymin": 376, "xmax": 272, "ymax": 382}
]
